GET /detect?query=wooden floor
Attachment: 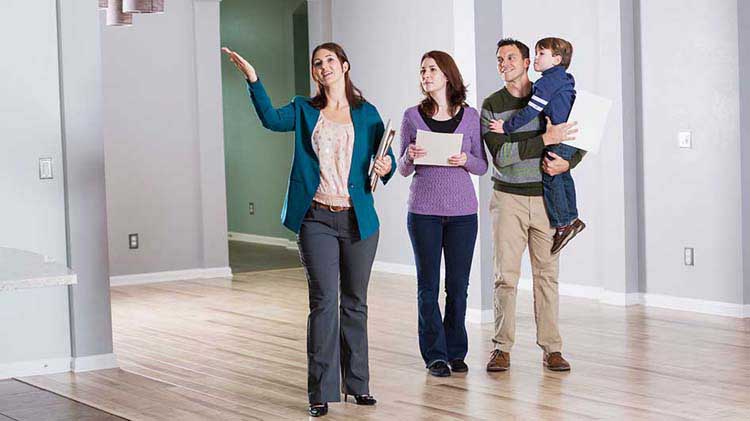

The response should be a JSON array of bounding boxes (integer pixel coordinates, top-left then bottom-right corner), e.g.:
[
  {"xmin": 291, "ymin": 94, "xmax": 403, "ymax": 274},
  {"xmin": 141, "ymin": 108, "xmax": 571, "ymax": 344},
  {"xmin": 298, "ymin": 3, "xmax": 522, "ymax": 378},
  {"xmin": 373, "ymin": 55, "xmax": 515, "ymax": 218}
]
[
  {"xmin": 228, "ymin": 240, "xmax": 301, "ymax": 274},
  {"xmin": 21, "ymin": 267, "xmax": 750, "ymax": 420},
  {"xmin": 0, "ymin": 379, "xmax": 124, "ymax": 420}
]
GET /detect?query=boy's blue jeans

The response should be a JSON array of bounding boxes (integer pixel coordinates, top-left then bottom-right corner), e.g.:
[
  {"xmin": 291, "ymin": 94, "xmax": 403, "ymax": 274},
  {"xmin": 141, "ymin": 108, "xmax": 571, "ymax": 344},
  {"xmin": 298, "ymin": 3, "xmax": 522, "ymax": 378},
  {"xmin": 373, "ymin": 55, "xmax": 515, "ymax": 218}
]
[{"xmin": 542, "ymin": 143, "xmax": 579, "ymax": 228}]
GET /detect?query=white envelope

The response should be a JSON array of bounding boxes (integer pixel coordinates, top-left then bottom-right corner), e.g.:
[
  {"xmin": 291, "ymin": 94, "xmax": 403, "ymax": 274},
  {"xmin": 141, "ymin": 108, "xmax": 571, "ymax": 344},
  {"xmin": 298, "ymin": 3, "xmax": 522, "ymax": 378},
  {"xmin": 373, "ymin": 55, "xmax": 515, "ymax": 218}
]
[
  {"xmin": 414, "ymin": 130, "xmax": 463, "ymax": 166},
  {"xmin": 565, "ymin": 90, "xmax": 612, "ymax": 154}
]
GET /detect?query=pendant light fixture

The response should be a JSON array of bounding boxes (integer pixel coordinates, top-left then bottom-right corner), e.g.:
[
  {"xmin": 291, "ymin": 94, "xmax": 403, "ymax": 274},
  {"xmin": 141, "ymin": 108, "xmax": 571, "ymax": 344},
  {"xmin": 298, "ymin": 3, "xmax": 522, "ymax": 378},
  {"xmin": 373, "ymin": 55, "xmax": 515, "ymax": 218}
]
[
  {"xmin": 106, "ymin": 0, "xmax": 133, "ymax": 26},
  {"xmin": 123, "ymin": 0, "xmax": 165, "ymax": 14}
]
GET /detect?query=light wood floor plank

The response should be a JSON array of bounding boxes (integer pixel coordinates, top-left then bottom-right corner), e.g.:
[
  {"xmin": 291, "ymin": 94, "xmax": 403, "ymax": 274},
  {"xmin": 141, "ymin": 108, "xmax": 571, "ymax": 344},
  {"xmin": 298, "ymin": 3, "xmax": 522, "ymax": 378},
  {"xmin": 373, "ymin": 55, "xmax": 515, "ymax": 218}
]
[{"xmin": 19, "ymin": 267, "xmax": 750, "ymax": 420}]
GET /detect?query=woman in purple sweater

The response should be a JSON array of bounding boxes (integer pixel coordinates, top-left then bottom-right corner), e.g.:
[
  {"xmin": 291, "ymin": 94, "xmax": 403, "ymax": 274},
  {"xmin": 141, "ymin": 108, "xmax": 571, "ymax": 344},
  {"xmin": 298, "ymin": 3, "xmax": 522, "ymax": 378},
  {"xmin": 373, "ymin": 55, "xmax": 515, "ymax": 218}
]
[{"xmin": 398, "ymin": 51, "xmax": 488, "ymax": 377}]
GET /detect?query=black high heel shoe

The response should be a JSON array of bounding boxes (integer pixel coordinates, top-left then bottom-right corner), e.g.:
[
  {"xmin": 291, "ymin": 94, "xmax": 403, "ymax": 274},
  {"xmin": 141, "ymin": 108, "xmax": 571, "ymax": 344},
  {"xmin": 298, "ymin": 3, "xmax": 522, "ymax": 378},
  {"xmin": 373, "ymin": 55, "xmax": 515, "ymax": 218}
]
[
  {"xmin": 344, "ymin": 394, "xmax": 377, "ymax": 405},
  {"xmin": 308, "ymin": 403, "xmax": 328, "ymax": 417}
]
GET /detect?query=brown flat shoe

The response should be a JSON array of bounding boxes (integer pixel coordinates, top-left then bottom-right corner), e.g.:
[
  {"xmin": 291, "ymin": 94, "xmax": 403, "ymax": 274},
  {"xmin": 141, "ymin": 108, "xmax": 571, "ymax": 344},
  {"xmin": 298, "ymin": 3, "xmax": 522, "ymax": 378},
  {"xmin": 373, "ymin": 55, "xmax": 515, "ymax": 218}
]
[
  {"xmin": 486, "ymin": 349, "xmax": 510, "ymax": 372},
  {"xmin": 543, "ymin": 352, "xmax": 571, "ymax": 371},
  {"xmin": 551, "ymin": 219, "xmax": 586, "ymax": 254}
]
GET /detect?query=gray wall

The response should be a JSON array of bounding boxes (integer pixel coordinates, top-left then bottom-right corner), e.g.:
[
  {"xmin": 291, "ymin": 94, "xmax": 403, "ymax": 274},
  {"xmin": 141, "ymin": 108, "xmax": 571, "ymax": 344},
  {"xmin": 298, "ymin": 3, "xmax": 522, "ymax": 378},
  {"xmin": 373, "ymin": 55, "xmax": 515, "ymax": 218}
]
[
  {"xmin": 323, "ymin": 0, "xmax": 748, "ymax": 310},
  {"xmin": 0, "ymin": 0, "xmax": 71, "ymax": 365},
  {"xmin": 220, "ymin": 0, "xmax": 301, "ymax": 242},
  {"xmin": 330, "ymin": 0, "xmax": 455, "ymax": 267},
  {"xmin": 102, "ymin": 0, "xmax": 228, "ymax": 276},
  {"xmin": 498, "ymin": 0, "xmax": 633, "ymax": 295},
  {"xmin": 640, "ymin": 0, "xmax": 742, "ymax": 304},
  {"xmin": 58, "ymin": 0, "xmax": 114, "ymax": 359},
  {"xmin": 739, "ymin": 0, "xmax": 750, "ymax": 305},
  {"xmin": 473, "ymin": 0, "xmax": 503, "ymax": 314}
]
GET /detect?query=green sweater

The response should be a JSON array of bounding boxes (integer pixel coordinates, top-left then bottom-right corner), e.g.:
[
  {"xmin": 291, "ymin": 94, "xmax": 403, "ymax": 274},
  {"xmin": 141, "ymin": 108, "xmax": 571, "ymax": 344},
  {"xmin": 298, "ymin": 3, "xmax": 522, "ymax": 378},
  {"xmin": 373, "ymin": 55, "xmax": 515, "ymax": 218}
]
[{"xmin": 481, "ymin": 88, "xmax": 584, "ymax": 196}]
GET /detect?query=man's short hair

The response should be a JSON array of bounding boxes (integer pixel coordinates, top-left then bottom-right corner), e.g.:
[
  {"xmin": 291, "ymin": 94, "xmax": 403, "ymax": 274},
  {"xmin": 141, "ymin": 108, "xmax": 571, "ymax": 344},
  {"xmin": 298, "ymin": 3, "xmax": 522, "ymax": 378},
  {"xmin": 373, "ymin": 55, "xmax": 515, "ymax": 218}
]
[
  {"xmin": 496, "ymin": 38, "xmax": 530, "ymax": 60},
  {"xmin": 535, "ymin": 37, "xmax": 573, "ymax": 69}
]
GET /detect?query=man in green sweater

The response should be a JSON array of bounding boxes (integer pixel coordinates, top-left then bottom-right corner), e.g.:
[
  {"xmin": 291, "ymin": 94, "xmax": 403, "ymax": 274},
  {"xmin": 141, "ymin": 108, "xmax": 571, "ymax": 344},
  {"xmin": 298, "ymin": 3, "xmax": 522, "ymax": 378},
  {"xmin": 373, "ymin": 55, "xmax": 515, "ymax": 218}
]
[{"xmin": 482, "ymin": 38, "xmax": 582, "ymax": 372}]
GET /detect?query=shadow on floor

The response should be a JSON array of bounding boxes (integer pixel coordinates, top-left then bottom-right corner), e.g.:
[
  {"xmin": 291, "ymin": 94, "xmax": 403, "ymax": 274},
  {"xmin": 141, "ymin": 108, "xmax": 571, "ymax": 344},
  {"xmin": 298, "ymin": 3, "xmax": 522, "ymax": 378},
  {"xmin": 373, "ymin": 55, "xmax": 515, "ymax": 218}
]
[{"xmin": 228, "ymin": 240, "xmax": 301, "ymax": 273}]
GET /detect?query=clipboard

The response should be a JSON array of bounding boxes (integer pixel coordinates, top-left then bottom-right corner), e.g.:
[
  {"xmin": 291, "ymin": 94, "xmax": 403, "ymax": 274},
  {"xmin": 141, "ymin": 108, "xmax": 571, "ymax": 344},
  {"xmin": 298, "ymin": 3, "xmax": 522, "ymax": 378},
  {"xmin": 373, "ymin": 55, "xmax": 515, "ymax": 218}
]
[
  {"xmin": 413, "ymin": 130, "xmax": 463, "ymax": 166},
  {"xmin": 369, "ymin": 119, "xmax": 396, "ymax": 192}
]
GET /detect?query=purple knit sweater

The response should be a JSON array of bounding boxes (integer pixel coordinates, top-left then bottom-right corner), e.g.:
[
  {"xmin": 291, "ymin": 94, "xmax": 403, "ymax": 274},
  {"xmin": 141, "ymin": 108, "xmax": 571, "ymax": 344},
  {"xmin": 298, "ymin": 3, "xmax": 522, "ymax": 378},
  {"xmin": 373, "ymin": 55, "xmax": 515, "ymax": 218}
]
[{"xmin": 397, "ymin": 105, "xmax": 488, "ymax": 216}]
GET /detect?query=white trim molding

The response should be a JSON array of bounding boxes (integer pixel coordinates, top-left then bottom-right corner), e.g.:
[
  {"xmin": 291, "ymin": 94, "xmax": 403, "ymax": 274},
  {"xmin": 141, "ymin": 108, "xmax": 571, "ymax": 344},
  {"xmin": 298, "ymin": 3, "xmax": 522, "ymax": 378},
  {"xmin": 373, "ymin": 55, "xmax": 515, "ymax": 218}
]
[
  {"xmin": 228, "ymin": 232, "xmax": 298, "ymax": 251},
  {"xmin": 641, "ymin": 293, "xmax": 747, "ymax": 319},
  {"xmin": 372, "ymin": 261, "xmax": 416, "ymax": 277},
  {"xmin": 518, "ymin": 277, "xmax": 749, "ymax": 319},
  {"xmin": 71, "ymin": 353, "xmax": 119, "ymax": 373},
  {"xmin": 466, "ymin": 308, "xmax": 494, "ymax": 324},
  {"xmin": 0, "ymin": 357, "xmax": 71, "ymax": 380},
  {"xmin": 110, "ymin": 266, "xmax": 232, "ymax": 286}
]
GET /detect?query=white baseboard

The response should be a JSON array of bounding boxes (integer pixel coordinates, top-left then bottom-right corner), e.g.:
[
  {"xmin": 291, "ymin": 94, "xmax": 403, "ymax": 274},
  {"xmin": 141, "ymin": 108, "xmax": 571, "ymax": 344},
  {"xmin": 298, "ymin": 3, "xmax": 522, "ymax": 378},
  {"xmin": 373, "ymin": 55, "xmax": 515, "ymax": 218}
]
[
  {"xmin": 599, "ymin": 291, "xmax": 644, "ymax": 306},
  {"xmin": 71, "ymin": 353, "xmax": 118, "ymax": 373},
  {"xmin": 228, "ymin": 232, "xmax": 298, "ymax": 250},
  {"xmin": 642, "ymin": 293, "xmax": 747, "ymax": 318},
  {"xmin": 110, "ymin": 266, "xmax": 232, "ymax": 286},
  {"xmin": 518, "ymin": 277, "xmax": 749, "ymax": 318},
  {"xmin": 0, "ymin": 357, "xmax": 71, "ymax": 379},
  {"xmin": 466, "ymin": 308, "xmax": 494, "ymax": 324},
  {"xmin": 371, "ymin": 261, "xmax": 416, "ymax": 276},
  {"xmin": 518, "ymin": 278, "xmax": 606, "ymax": 301}
]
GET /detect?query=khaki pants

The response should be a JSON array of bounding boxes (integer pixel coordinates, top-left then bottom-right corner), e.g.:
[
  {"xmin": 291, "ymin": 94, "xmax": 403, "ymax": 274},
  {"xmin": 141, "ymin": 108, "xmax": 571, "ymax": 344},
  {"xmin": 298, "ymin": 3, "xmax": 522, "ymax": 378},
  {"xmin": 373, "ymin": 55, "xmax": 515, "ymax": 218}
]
[{"xmin": 490, "ymin": 190, "xmax": 562, "ymax": 354}]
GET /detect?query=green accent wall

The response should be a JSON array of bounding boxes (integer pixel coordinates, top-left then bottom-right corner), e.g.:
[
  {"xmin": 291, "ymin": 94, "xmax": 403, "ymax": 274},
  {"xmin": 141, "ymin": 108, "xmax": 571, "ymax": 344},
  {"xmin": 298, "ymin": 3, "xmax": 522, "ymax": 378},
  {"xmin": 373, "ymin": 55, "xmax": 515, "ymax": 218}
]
[{"xmin": 221, "ymin": 0, "xmax": 308, "ymax": 241}]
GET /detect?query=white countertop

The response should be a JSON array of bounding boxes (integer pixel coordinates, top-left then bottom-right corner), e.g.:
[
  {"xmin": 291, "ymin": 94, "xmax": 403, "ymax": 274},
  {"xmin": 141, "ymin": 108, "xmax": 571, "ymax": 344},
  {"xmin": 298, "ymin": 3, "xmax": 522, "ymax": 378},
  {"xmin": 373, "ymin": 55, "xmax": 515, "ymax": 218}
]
[{"xmin": 0, "ymin": 247, "xmax": 77, "ymax": 292}]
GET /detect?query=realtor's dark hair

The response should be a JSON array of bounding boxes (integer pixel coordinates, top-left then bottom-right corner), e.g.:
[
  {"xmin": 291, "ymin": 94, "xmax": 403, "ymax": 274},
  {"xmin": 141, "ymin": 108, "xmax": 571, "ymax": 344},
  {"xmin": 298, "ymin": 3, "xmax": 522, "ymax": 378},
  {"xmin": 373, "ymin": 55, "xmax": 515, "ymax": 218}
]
[
  {"xmin": 496, "ymin": 38, "xmax": 530, "ymax": 60},
  {"xmin": 536, "ymin": 37, "xmax": 574, "ymax": 69},
  {"xmin": 310, "ymin": 42, "xmax": 365, "ymax": 109},
  {"xmin": 418, "ymin": 50, "xmax": 468, "ymax": 118}
]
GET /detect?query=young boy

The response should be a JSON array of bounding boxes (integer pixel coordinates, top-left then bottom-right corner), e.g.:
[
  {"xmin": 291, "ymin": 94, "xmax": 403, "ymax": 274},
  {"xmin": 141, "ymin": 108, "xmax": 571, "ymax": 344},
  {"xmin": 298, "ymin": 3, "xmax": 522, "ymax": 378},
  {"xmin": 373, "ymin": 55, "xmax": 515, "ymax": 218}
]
[{"xmin": 490, "ymin": 37, "xmax": 585, "ymax": 254}]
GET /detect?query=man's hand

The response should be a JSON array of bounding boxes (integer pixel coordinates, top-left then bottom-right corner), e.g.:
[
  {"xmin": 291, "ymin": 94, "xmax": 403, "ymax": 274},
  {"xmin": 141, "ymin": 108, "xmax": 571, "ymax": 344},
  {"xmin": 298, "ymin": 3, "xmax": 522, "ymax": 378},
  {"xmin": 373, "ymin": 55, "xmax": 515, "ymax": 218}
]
[
  {"xmin": 542, "ymin": 152, "xmax": 570, "ymax": 176},
  {"xmin": 488, "ymin": 119, "xmax": 505, "ymax": 134},
  {"xmin": 542, "ymin": 117, "xmax": 578, "ymax": 146}
]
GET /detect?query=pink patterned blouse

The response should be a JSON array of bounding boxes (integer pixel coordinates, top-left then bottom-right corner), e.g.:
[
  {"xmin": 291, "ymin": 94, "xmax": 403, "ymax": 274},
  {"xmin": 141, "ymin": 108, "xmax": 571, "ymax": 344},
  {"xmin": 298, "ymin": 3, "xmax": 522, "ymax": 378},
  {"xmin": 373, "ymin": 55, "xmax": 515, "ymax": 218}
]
[{"xmin": 311, "ymin": 112, "xmax": 355, "ymax": 207}]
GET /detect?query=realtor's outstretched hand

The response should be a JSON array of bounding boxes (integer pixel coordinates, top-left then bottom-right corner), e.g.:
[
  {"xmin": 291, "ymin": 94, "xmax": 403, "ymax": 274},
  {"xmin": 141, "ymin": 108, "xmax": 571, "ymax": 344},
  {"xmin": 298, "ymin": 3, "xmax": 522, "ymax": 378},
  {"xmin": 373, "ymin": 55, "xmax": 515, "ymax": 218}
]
[{"xmin": 222, "ymin": 47, "xmax": 258, "ymax": 83}]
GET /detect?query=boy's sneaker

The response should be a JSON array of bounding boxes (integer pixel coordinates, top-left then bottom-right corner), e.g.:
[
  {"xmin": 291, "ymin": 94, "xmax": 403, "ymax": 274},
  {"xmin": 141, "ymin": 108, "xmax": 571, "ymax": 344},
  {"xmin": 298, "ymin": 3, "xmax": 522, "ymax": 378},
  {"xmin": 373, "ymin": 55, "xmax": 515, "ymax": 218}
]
[{"xmin": 551, "ymin": 219, "xmax": 586, "ymax": 254}]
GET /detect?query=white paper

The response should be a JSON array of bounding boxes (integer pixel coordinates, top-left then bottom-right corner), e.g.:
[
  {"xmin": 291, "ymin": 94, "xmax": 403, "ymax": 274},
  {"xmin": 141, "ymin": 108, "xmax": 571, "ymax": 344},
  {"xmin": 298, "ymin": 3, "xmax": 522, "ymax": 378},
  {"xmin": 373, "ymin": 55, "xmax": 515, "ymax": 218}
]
[
  {"xmin": 564, "ymin": 90, "xmax": 612, "ymax": 154},
  {"xmin": 414, "ymin": 129, "xmax": 463, "ymax": 166}
]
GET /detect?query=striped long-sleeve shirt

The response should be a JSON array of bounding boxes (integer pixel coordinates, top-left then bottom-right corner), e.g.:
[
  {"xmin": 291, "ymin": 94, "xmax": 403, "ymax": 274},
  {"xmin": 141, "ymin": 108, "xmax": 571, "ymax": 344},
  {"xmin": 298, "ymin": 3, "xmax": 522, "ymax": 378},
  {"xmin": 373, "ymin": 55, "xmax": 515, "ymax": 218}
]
[
  {"xmin": 502, "ymin": 65, "xmax": 576, "ymax": 134},
  {"xmin": 481, "ymin": 87, "xmax": 584, "ymax": 196}
]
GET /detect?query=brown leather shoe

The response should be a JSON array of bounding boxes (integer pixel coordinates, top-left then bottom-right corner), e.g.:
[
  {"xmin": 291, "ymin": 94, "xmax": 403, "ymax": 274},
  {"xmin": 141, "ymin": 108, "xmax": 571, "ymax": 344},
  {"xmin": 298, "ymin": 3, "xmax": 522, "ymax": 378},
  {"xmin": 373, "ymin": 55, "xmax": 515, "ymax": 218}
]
[
  {"xmin": 551, "ymin": 219, "xmax": 586, "ymax": 254},
  {"xmin": 486, "ymin": 349, "xmax": 510, "ymax": 372},
  {"xmin": 543, "ymin": 352, "xmax": 571, "ymax": 371}
]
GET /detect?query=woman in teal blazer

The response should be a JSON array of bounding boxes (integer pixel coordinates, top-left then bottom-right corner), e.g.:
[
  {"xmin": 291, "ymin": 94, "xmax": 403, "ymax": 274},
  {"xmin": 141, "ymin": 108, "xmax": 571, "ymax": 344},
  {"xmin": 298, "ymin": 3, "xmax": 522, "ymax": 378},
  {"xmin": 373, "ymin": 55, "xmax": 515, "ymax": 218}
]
[{"xmin": 223, "ymin": 42, "xmax": 395, "ymax": 417}]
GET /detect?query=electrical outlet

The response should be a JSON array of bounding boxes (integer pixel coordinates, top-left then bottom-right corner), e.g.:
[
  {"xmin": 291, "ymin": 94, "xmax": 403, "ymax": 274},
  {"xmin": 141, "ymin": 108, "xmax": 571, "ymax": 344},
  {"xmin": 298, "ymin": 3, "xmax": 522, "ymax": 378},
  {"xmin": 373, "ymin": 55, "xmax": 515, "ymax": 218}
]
[
  {"xmin": 678, "ymin": 131, "xmax": 692, "ymax": 149},
  {"xmin": 39, "ymin": 158, "xmax": 53, "ymax": 179},
  {"xmin": 249, "ymin": 202, "xmax": 255, "ymax": 215},
  {"xmin": 129, "ymin": 233, "xmax": 139, "ymax": 249},
  {"xmin": 684, "ymin": 247, "xmax": 694, "ymax": 266}
]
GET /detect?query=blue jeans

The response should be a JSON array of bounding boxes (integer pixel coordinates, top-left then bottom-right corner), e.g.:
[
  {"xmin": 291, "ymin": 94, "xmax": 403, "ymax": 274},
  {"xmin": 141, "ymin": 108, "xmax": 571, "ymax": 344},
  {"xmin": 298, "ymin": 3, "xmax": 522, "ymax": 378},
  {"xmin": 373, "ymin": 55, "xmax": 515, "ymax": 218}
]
[
  {"xmin": 543, "ymin": 143, "xmax": 579, "ymax": 227},
  {"xmin": 407, "ymin": 213, "xmax": 478, "ymax": 367}
]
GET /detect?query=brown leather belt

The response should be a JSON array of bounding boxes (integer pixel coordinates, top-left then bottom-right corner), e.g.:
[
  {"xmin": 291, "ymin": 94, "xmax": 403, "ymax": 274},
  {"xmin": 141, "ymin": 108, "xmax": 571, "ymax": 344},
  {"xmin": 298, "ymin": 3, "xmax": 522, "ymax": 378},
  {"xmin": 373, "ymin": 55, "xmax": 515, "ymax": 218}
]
[{"xmin": 311, "ymin": 201, "xmax": 352, "ymax": 213}]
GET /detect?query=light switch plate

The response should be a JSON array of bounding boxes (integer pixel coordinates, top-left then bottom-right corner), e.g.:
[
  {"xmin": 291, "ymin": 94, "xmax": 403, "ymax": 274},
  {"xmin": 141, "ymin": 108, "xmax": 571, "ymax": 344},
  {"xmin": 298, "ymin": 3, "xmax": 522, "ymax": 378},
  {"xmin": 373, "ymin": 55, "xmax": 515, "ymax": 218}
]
[
  {"xmin": 678, "ymin": 131, "xmax": 692, "ymax": 149},
  {"xmin": 39, "ymin": 158, "xmax": 53, "ymax": 179}
]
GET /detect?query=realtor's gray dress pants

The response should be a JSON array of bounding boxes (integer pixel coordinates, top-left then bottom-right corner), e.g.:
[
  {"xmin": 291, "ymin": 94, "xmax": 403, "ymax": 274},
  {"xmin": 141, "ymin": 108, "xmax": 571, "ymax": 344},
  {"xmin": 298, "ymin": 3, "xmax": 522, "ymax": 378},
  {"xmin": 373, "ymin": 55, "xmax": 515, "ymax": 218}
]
[{"xmin": 297, "ymin": 205, "xmax": 378, "ymax": 404}]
